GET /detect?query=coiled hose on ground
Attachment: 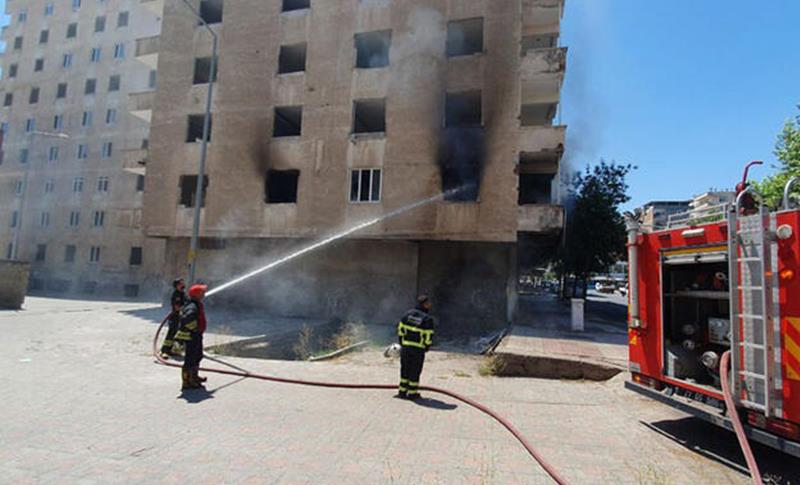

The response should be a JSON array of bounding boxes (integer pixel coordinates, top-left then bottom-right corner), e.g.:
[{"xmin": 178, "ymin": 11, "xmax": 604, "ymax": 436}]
[
  {"xmin": 152, "ymin": 316, "xmax": 570, "ymax": 485},
  {"xmin": 720, "ymin": 350, "xmax": 763, "ymax": 485}
]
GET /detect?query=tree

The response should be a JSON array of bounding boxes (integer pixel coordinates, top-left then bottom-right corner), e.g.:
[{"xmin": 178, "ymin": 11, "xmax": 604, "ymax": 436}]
[
  {"xmin": 561, "ymin": 161, "xmax": 634, "ymax": 297},
  {"xmin": 754, "ymin": 106, "xmax": 800, "ymax": 208}
]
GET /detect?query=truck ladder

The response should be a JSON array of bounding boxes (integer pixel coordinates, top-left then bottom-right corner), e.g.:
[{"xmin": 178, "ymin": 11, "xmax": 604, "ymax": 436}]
[{"xmin": 728, "ymin": 189, "xmax": 782, "ymax": 418}]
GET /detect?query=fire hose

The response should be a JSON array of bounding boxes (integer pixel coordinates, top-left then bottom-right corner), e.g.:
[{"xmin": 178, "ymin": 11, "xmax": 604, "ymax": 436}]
[
  {"xmin": 720, "ymin": 351, "xmax": 763, "ymax": 485},
  {"xmin": 152, "ymin": 316, "xmax": 570, "ymax": 485}
]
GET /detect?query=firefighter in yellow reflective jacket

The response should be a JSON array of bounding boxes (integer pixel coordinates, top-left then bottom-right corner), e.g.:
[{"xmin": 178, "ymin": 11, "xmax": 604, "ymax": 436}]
[{"xmin": 396, "ymin": 295, "xmax": 436, "ymax": 400}]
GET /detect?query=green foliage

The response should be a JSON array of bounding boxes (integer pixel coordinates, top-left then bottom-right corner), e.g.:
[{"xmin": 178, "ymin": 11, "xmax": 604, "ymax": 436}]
[
  {"xmin": 753, "ymin": 106, "xmax": 800, "ymax": 208},
  {"xmin": 562, "ymin": 161, "xmax": 634, "ymax": 282}
]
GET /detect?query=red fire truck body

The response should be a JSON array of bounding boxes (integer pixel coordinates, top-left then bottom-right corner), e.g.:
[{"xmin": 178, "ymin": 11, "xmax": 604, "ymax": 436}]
[{"xmin": 625, "ymin": 193, "xmax": 800, "ymax": 457}]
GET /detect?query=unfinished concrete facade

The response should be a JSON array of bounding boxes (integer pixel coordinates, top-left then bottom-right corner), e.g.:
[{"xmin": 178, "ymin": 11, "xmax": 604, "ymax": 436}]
[
  {"xmin": 0, "ymin": 0, "xmax": 165, "ymax": 298},
  {"xmin": 143, "ymin": 0, "xmax": 566, "ymax": 332}
]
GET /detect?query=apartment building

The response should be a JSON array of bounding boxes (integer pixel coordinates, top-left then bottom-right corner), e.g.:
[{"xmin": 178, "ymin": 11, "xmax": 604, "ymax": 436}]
[
  {"xmin": 143, "ymin": 0, "xmax": 567, "ymax": 331},
  {"xmin": 0, "ymin": 0, "xmax": 164, "ymax": 297}
]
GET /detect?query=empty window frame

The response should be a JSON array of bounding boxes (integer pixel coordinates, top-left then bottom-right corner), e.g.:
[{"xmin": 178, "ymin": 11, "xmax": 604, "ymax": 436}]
[
  {"xmin": 273, "ymin": 106, "xmax": 303, "ymax": 137},
  {"xmin": 29, "ymin": 87, "xmax": 40, "ymax": 104},
  {"xmin": 521, "ymin": 33, "xmax": 558, "ymax": 53},
  {"xmin": 282, "ymin": 0, "xmax": 310, "ymax": 12},
  {"xmin": 48, "ymin": 146, "xmax": 59, "ymax": 162},
  {"xmin": 73, "ymin": 177, "xmax": 84, "ymax": 192},
  {"xmin": 89, "ymin": 246, "xmax": 101, "ymax": 263},
  {"xmin": 39, "ymin": 30, "xmax": 49, "ymax": 44},
  {"xmin": 108, "ymin": 75, "xmax": 121, "ymax": 92},
  {"xmin": 101, "ymin": 142, "xmax": 113, "ymax": 158},
  {"xmin": 95, "ymin": 16, "xmax": 106, "ymax": 33},
  {"xmin": 69, "ymin": 211, "xmax": 80, "ymax": 227},
  {"xmin": 106, "ymin": 109, "xmax": 117, "ymax": 125},
  {"xmin": 199, "ymin": 0, "xmax": 223, "ymax": 25},
  {"xmin": 193, "ymin": 57, "xmax": 218, "ymax": 84},
  {"xmin": 136, "ymin": 175, "xmax": 145, "ymax": 192},
  {"xmin": 349, "ymin": 169, "xmax": 381, "ymax": 203},
  {"xmin": 40, "ymin": 212, "xmax": 50, "ymax": 227},
  {"xmin": 63, "ymin": 53, "xmax": 73, "ymax": 68},
  {"xmin": 17, "ymin": 9, "xmax": 28, "ymax": 23},
  {"xmin": 25, "ymin": 119, "xmax": 35, "ymax": 132},
  {"xmin": 179, "ymin": 175, "xmax": 208, "ymax": 207},
  {"xmin": 10, "ymin": 211, "xmax": 19, "ymax": 227},
  {"xmin": 13, "ymin": 36, "xmax": 23, "ymax": 50},
  {"xmin": 129, "ymin": 247, "xmax": 143, "ymax": 266},
  {"xmin": 45, "ymin": 4, "xmax": 55, "ymax": 16},
  {"xmin": 113, "ymin": 43, "xmax": 125, "ymax": 59},
  {"xmin": 277, "ymin": 44, "xmax": 306, "ymax": 74},
  {"xmin": 64, "ymin": 244, "xmax": 76, "ymax": 263},
  {"xmin": 97, "ymin": 176, "xmax": 109, "ymax": 192},
  {"xmin": 445, "ymin": 91, "xmax": 482, "ymax": 127},
  {"xmin": 8, "ymin": 64, "xmax": 18, "ymax": 78},
  {"xmin": 82, "ymin": 111, "xmax": 93, "ymax": 127},
  {"xmin": 186, "ymin": 114, "xmax": 212, "ymax": 143},
  {"xmin": 85, "ymin": 78, "xmax": 97, "ymax": 95},
  {"xmin": 264, "ymin": 170, "xmax": 299, "ymax": 203},
  {"xmin": 355, "ymin": 31, "xmax": 391, "ymax": 68},
  {"xmin": 90, "ymin": 47, "xmax": 102, "ymax": 62},
  {"xmin": 34, "ymin": 58, "xmax": 45, "ymax": 72},
  {"xmin": 520, "ymin": 103, "xmax": 556, "ymax": 126},
  {"xmin": 93, "ymin": 210, "xmax": 105, "ymax": 227},
  {"xmin": 117, "ymin": 11, "xmax": 130, "ymax": 28},
  {"xmin": 77, "ymin": 144, "xmax": 89, "ymax": 159},
  {"xmin": 44, "ymin": 180, "xmax": 56, "ymax": 193},
  {"xmin": 518, "ymin": 173, "xmax": 554, "ymax": 205},
  {"xmin": 446, "ymin": 18, "xmax": 484, "ymax": 57},
  {"xmin": 56, "ymin": 83, "xmax": 68, "ymax": 99},
  {"xmin": 66, "ymin": 23, "xmax": 78, "ymax": 38},
  {"xmin": 20, "ymin": 148, "xmax": 30, "ymax": 163},
  {"xmin": 4, "ymin": 94, "xmax": 13, "ymax": 107},
  {"xmin": 352, "ymin": 99, "xmax": 386, "ymax": 134},
  {"xmin": 35, "ymin": 244, "xmax": 47, "ymax": 262}
]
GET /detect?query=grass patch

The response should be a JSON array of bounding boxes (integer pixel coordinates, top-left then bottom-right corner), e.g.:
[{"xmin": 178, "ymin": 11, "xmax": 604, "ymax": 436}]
[{"xmin": 478, "ymin": 354, "xmax": 506, "ymax": 377}]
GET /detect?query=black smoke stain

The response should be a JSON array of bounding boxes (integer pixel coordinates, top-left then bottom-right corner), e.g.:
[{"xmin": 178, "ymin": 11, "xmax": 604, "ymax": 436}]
[{"xmin": 438, "ymin": 127, "xmax": 485, "ymax": 201}]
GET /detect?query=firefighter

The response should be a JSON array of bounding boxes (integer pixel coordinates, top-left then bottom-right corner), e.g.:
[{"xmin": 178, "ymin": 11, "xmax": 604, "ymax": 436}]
[
  {"xmin": 396, "ymin": 295, "xmax": 436, "ymax": 400},
  {"xmin": 175, "ymin": 284, "xmax": 209, "ymax": 390},
  {"xmin": 160, "ymin": 278, "xmax": 187, "ymax": 359}
]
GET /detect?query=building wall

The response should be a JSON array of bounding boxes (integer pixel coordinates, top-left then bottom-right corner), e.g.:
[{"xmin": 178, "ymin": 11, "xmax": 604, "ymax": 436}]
[
  {"xmin": 143, "ymin": 0, "xmax": 552, "ymax": 243},
  {"xmin": 0, "ymin": 0, "xmax": 165, "ymax": 297},
  {"xmin": 143, "ymin": 0, "xmax": 565, "ymax": 327}
]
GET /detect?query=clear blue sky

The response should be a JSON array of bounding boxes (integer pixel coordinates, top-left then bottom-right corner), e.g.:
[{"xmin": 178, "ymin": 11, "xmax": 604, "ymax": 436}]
[{"xmin": 560, "ymin": 0, "xmax": 800, "ymax": 209}]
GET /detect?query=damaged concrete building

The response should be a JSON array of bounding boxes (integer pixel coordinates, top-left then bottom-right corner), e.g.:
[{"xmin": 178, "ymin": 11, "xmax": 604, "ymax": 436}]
[
  {"xmin": 0, "ymin": 0, "xmax": 165, "ymax": 297},
  {"xmin": 142, "ymin": 0, "xmax": 567, "ymax": 332}
]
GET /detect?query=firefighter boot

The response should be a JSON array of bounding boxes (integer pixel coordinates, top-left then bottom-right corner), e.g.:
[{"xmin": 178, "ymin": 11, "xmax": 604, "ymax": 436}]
[
  {"xmin": 192, "ymin": 367, "xmax": 207, "ymax": 385},
  {"xmin": 182, "ymin": 369, "xmax": 202, "ymax": 390}
]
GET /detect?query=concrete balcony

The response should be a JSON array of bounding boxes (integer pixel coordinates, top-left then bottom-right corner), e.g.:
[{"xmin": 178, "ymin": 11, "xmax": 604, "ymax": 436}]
[
  {"xmin": 135, "ymin": 35, "xmax": 160, "ymax": 69},
  {"xmin": 522, "ymin": 0, "xmax": 564, "ymax": 35},
  {"xmin": 129, "ymin": 91, "xmax": 155, "ymax": 123},
  {"xmin": 122, "ymin": 148, "xmax": 147, "ymax": 175},
  {"xmin": 521, "ymin": 47, "xmax": 567, "ymax": 78},
  {"xmin": 519, "ymin": 125, "xmax": 565, "ymax": 154},
  {"xmin": 518, "ymin": 204, "xmax": 564, "ymax": 234}
]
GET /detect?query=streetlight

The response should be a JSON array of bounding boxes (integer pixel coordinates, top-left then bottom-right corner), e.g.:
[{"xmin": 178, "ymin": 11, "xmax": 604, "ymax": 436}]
[
  {"xmin": 180, "ymin": 0, "xmax": 218, "ymax": 284},
  {"xmin": 9, "ymin": 130, "xmax": 70, "ymax": 260}
]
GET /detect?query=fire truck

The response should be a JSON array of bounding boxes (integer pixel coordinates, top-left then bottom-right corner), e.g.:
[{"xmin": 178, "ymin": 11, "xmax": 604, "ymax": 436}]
[{"xmin": 625, "ymin": 170, "xmax": 800, "ymax": 458}]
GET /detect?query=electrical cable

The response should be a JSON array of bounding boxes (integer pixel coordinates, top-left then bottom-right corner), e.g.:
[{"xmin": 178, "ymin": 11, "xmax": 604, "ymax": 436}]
[{"xmin": 153, "ymin": 316, "xmax": 571, "ymax": 485}]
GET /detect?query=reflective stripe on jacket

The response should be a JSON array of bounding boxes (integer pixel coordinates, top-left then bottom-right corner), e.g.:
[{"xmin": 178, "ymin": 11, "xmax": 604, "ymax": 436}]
[{"xmin": 397, "ymin": 309, "xmax": 435, "ymax": 349}]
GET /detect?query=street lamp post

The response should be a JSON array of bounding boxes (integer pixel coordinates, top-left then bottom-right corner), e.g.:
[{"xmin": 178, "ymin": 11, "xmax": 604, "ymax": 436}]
[
  {"xmin": 180, "ymin": 0, "xmax": 218, "ymax": 284},
  {"xmin": 10, "ymin": 131, "xmax": 70, "ymax": 261}
]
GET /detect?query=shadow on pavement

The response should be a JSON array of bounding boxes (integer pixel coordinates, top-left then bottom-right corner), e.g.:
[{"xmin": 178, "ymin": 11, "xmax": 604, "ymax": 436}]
[
  {"xmin": 177, "ymin": 377, "xmax": 249, "ymax": 404},
  {"xmin": 643, "ymin": 418, "xmax": 800, "ymax": 483},
  {"xmin": 413, "ymin": 397, "xmax": 458, "ymax": 411}
]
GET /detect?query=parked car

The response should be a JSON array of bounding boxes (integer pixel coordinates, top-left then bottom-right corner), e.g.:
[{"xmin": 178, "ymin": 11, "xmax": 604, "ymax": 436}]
[{"xmin": 595, "ymin": 281, "xmax": 617, "ymax": 293}]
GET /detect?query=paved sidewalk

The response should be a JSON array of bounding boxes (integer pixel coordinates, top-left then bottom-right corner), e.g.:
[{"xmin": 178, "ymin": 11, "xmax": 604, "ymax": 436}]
[{"xmin": 2, "ymin": 297, "xmax": 798, "ymax": 484}]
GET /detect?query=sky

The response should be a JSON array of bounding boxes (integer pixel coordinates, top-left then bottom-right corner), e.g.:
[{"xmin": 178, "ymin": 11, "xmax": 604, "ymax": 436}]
[{"xmin": 560, "ymin": 0, "xmax": 800, "ymax": 210}]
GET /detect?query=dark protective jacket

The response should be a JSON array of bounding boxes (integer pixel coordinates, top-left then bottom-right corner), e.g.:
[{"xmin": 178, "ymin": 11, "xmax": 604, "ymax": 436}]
[
  {"xmin": 397, "ymin": 308, "xmax": 435, "ymax": 351},
  {"xmin": 175, "ymin": 299, "xmax": 206, "ymax": 341}
]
